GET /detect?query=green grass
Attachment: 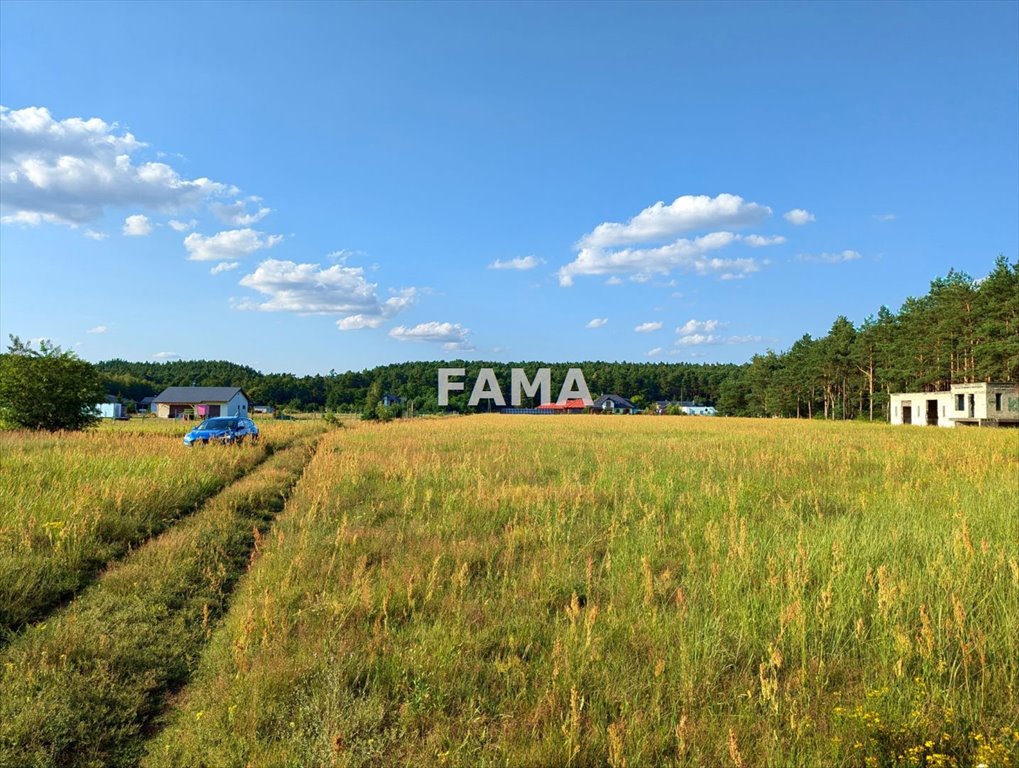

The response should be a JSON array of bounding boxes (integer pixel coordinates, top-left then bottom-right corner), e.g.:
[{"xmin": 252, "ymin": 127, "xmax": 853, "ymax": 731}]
[
  {"xmin": 139, "ymin": 416, "xmax": 1018, "ymax": 767},
  {"xmin": 0, "ymin": 420, "xmax": 318, "ymax": 636},
  {"xmin": 0, "ymin": 430, "xmax": 323, "ymax": 768}
]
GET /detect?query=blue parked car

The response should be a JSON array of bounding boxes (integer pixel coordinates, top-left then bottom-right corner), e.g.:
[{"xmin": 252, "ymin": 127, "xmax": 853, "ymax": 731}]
[{"xmin": 183, "ymin": 417, "xmax": 259, "ymax": 446}]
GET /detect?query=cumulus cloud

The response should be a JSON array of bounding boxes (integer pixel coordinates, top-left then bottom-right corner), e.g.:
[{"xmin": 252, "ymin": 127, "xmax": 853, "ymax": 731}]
[
  {"xmin": 389, "ymin": 321, "xmax": 473, "ymax": 351},
  {"xmin": 184, "ymin": 228, "xmax": 283, "ymax": 261},
  {"xmin": 647, "ymin": 347, "xmax": 663, "ymax": 357},
  {"xmin": 634, "ymin": 321, "xmax": 663, "ymax": 333},
  {"xmin": 742, "ymin": 234, "xmax": 786, "ymax": 247},
  {"xmin": 677, "ymin": 319, "xmax": 721, "ymax": 335},
  {"xmin": 86, "ymin": 325, "xmax": 107, "ymax": 334},
  {"xmin": 337, "ymin": 314, "xmax": 384, "ymax": 330},
  {"xmin": 557, "ymin": 194, "xmax": 780, "ymax": 286},
  {"xmin": 605, "ymin": 276, "xmax": 623, "ymax": 286},
  {"xmin": 586, "ymin": 318, "xmax": 608, "ymax": 329},
  {"xmin": 168, "ymin": 218, "xmax": 197, "ymax": 232},
  {"xmin": 579, "ymin": 193, "xmax": 771, "ymax": 250},
  {"xmin": 559, "ymin": 231, "xmax": 766, "ymax": 286},
  {"xmin": 84, "ymin": 229, "xmax": 107, "ymax": 240},
  {"xmin": 236, "ymin": 258, "xmax": 417, "ymax": 331},
  {"xmin": 210, "ymin": 200, "xmax": 271, "ymax": 226},
  {"xmin": 783, "ymin": 208, "xmax": 815, "ymax": 225},
  {"xmin": 0, "ymin": 105, "xmax": 232, "ymax": 226},
  {"xmin": 153, "ymin": 352, "xmax": 180, "ymax": 360},
  {"xmin": 210, "ymin": 261, "xmax": 240, "ymax": 275},
  {"xmin": 798, "ymin": 250, "xmax": 862, "ymax": 264},
  {"xmin": 673, "ymin": 319, "xmax": 760, "ymax": 346},
  {"xmin": 122, "ymin": 214, "xmax": 152, "ymax": 236},
  {"xmin": 488, "ymin": 255, "xmax": 543, "ymax": 270}
]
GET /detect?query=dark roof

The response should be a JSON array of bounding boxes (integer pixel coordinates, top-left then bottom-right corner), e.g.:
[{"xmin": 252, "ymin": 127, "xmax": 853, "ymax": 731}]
[
  {"xmin": 593, "ymin": 394, "xmax": 638, "ymax": 410},
  {"xmin": 154, "ymin": 386, "xmax": 250, "ymax": 404},
  {"xmin": 139, "ymin": 396, "xmax": 155, "ymax": 405}
]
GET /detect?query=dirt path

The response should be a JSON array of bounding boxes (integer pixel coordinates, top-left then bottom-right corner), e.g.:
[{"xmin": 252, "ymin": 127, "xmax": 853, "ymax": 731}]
[{"xmin": 0, "ymin": 434, "xmax": 324, "ymax": 768}]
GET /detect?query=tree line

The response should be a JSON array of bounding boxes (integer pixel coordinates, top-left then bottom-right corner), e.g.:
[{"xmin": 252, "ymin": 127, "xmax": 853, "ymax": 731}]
[
  {"xmin": 87, "ymin": 254, "xmax": 1019, "ymax": 420},
  {"xmin": 720, "ymin": 255, "xmax": 1017, "ymax": 419}
]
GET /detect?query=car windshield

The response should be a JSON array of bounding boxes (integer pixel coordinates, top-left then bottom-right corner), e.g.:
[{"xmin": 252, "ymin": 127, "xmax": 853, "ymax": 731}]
[{"xmin": 196, "ymin": 418, "xmax": 239, "ymax": 430}]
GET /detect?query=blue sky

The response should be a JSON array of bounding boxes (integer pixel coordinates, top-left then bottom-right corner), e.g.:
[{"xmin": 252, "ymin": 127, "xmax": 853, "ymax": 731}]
[{"xmin": 1, "ymin": 1, "xmax": 1016, "ymax": 376}]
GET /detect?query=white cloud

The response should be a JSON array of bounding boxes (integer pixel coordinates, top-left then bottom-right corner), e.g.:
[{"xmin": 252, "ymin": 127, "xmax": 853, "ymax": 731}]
[
  {"xmin": 210, "ymin": 261, "xmax": 240, "ymax": 275},
  {"xmin": 677, "ymin": 319, "xmax": 721, "ymax": 335},
  {"xmin": 873, "ymin": 213, "xmax": 897, "ymax": 222},
  {"xmin": 783, "ymin": 209, "xmax": 815, "ymax": 225},
  {"xmin": 168, "ymin": 218, "xmax": 197, "ymax": 232},
  {"xmin": 676, "ymin": 333, "xmax": 722, "ymax": 346},
  {"xmin": 389, "ymin": 321, "xmax": 472, "ymax": 351},
  {"xmin": 673, "ymin": 320, "xmax": 760, "ymax": 346},
  {"xmin": 337, "ymin": 314, "xmax": 384, "ymax": 330},
  {"xmin": 488, "ymin": 255, "xmax": 543, "ymax": 270},
  {"xmin": 578, "ymin": 193, "xmax": 771, "ymax": 250},
  {"xmin": 634, "ymin": 321, "xmax": 663, "ymax": 333},
  {"xmin": 605, "ymin": 276, "xmax": 623, "ymax": 286},
  {"xmin": 559, "ymin": 194, "xmax": 778, "ymax": 286},
  {"xmin": 122, "ymin": 214, "xmax": 152, "ymax": 236},
  {"xmin": 798, "ymin": 250, "xmax": 862, "ymax": 264},
  {"xmin": 237, "ymin": 258, "xmax": 416, "ymax": 332},
  {"xmin": 153, "ymin": 351, "xmax": 180, "ymax": 360},
  {"xmin": 586, "ymin": 318, "xmax": 608, "ymax": 329},
  {"xmin": 184, "ymin": 228, "xmax": 283, "ymax": 261},
  {"xmin": 742, "ymin": 234, "xmax": 786, "ymax": 247},
  {"xmin": 559, "ymin": 231, "xmax": 765, "ymax": 286},
  {"xmin": 647, "ymin": 347, "xmax": 663, "ymax": 357},
  {"xmin": 86, "ymin": 325, "xmax": 107, "ymax": 334},
  {"xmin": 210, "ymin": 200, "xmax": 272, "ymax": 226},
  {"xmin": 84, "ymin": 229, "xmax": 107, "ymax": 240},
  {"xmin": 0, "ymin": 105, "xmax": 232, "ymax": 226}
]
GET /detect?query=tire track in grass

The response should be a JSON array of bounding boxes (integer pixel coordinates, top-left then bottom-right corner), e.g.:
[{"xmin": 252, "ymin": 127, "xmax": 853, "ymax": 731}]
[
  {"xmin": 0, "ymin": 431, "xmax": 310, "ymax": 644},
  {"xmin": 0, "ymin": 433, "xmax": 325, "ymax": 768}
]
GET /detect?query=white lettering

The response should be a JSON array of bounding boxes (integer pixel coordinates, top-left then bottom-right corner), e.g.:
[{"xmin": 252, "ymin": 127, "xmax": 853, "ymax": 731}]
[
  {"xmin": 510, "ymin": 368, "xmax": 550, "ymax": 406},
  {"xmin": 437, "ymin": 368, "xmax": 465, "ymax": 406}
]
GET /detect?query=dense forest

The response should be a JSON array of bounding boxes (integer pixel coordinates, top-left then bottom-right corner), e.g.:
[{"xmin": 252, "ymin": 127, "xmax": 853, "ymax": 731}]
[{"xmin": 98, "ymin": 256, "xmax": 1017, "ymax": 419}]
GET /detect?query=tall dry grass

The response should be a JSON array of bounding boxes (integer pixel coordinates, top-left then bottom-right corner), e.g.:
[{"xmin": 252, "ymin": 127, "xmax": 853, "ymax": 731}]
[
  {"xmin": 142, "ymin": 416, "xmax": 1018, "ymax": 767},
  {"xmin": 0, "ymin": 429, "xmax": 325, "ymax": 767},
  {"xmin": 0, "ymin": 419, "xmax": 318, "ymax": 635}
]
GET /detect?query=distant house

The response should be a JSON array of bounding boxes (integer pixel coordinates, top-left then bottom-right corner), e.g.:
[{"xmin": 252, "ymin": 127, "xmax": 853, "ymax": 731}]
[
  {"xmin": 153, "ymin": 386, "xmax": 252, "ymax": 419},
  {"xmin": 653, "ymin": 400, "xmax": 716, "ymax": 416},
  {"xmin": 138, "ymin": 396, "xmax": 156, "ymax": 414},
  {"xmin": 681, "ymin": 404, "xmax": 717, "ymax": 416},
  {"xmin": 592, "ymin": 394, "xmax": 641, "ymax": 414},
  {"xmin": 890, "ymin": 382, "xmax": 1018, "ymax": 427},
  {"xmin": 253, "ymin": 405, "xmax": 275, "ymax": 415},
  {"xmin": 96, "ymin": 395, "xmax": 125, "ymax": 419},
  {"xmin": 381, "ymin": 393, "xmax": 402, "ymax": 407},
  {"xmin": 535, "ymin": 398, "xmax": 589, "ymax": 414}
]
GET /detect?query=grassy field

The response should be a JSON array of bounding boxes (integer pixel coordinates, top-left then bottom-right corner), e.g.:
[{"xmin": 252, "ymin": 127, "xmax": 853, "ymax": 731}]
[
  {"xmin": 133, "ymin": 416, "xmax": 1017, "ymax": 768},
  {"xmin": 1, "ymin": 416, "xmax": 1016, "ymax": 766},
  {"xmin": 0, "ymin": 418, "xmax": 320, "ymax": 637}
]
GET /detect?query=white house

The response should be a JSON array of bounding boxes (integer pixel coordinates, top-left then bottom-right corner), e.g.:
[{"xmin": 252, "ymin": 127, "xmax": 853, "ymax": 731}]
[
  {"xmin": 681, "ymin": 405, "xmax": 717, "ymax": 416},
  {"xmin": 153, "ymin": 386, "xmax": 252, "ymax": 419},
  {"xmin": 95, "ymin": 395, "xmax": 124, "ymax": 419},
  {"xmin": 890, "ymin": 382, "xmax": 1018, "ymax": 427}
]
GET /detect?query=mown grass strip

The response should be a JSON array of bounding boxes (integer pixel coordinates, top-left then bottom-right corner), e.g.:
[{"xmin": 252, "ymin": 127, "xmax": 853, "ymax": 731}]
[
  {"xmin": 0, "ymin": 421, "xmax": 320, "ymax": 640},
  {"xmin": 0, "ymin": 432, "xmax": 323, "ymax": 768}
]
